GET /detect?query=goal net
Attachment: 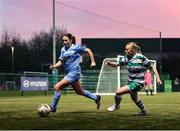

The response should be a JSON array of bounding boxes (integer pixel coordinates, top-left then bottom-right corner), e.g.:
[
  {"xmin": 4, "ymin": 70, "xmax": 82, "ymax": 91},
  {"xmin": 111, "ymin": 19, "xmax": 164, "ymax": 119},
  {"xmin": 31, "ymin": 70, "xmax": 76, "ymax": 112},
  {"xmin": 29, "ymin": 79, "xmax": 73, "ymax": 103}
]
[{"xmin": 96, "ymin": 55, "xmax": 157, "ymax": 95}]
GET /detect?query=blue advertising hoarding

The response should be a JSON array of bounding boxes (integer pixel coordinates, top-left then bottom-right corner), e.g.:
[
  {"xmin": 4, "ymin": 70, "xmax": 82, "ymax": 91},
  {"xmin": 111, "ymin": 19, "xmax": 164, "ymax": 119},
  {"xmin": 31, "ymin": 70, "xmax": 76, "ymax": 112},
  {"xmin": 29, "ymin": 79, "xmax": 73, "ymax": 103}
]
[{"xmin": 21, "ymin": 77, "xmax": 48, "ymax": 91}]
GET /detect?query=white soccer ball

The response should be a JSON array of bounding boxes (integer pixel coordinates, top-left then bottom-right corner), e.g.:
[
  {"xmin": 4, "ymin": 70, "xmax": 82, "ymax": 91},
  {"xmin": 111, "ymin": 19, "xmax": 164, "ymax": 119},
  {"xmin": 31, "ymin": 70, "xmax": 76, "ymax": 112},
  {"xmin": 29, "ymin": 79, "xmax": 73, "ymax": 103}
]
[{"xmin": 37, "ymin": 104, "xmax": 51, "ymax": 117}]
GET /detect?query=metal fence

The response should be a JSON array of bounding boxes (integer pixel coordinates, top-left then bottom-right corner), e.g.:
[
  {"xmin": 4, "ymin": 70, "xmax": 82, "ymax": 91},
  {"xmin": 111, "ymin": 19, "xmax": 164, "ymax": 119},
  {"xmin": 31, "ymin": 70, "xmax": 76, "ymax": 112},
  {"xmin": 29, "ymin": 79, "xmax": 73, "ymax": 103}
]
[
  {"xmin": 0, "ymin": 71, "xmax": 99, "ymax": 93},
  {"xmin": 0, "ymin": 71, "xmax": 179, "ymax": 94}
]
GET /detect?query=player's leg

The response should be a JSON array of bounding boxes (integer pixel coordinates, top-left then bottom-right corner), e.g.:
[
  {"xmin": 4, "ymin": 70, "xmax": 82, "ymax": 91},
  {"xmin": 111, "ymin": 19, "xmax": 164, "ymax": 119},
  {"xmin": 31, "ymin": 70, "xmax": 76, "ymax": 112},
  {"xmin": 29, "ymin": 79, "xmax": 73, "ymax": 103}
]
[
  {"xmin": 149, "ymin": 85, "xmax": 153, "ymax": 95},
  {"xmin": 50, "ymin": 79, "xmax": 70, "ymax": 112},
  {"xmin": 130, "ymin": 91, "xmax": 147, "ymax": 115},
  {"xmin": 128, "ymin": 82, "xmax": 147, "ymax": 115},
  {"xmin": 72, "ymin": 80, "xmax": 101, "ymax": 109},
  {"xmin": 108, "ymin": 85, "xmax": 129, "ymax": 112},
  {"xmin": 145, "ymin": 85, "xmax": 148, "ymax": 95}
]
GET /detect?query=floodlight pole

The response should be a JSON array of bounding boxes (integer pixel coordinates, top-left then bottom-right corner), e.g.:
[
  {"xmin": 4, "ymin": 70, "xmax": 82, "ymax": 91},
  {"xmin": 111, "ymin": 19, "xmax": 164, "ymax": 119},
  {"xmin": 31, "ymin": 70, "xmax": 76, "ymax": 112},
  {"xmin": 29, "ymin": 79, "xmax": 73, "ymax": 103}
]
[
  {"xmin": 159, "ymin": 31, "xmax": 162, "ymax": 75},
  {"xmin": 53, "ymin": 0, "xmax": 56, "ymax": 65},
  {"xmin": 52, "ymin": 0, "xmax": 58, "ymax": 87},
  {"xmin": 11, "ymin": 46, "xmax": 14, "ymax": 74}
]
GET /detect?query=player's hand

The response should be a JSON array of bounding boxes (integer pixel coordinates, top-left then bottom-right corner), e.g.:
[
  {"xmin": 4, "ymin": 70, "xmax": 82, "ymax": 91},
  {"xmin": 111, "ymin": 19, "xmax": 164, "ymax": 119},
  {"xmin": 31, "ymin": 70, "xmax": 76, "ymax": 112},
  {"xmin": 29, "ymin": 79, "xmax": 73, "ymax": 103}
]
[
  {"xmin": 106, "ymin": 61, "xmax": 114, "ymax": 66},
  {"xmin": 157, "ymin": 78, "xmax": 162, "ymax": 85},
  {"xmin": 105, "ymin": 61, "xmax": 111, "ymax": 65},
  {"xmin": 49, "ymin": 64, "xmax": 55, "ymax": 70},
  {"xmin": 90, "ymin": 62, "xmax": 96, "ymax": 68}
]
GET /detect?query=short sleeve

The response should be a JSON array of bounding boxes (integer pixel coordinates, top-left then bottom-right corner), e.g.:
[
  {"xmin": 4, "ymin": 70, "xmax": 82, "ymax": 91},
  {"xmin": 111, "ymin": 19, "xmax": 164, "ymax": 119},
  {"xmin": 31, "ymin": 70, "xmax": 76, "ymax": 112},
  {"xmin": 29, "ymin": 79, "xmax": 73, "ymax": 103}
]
[
  {"xmin": 74, "ymin": 44, "xmax": 86, "ymax": 54},
  {"xmin": 118, "ymin": 56, "xmax": 126, "ymax": 65},
  {"xmin": 142, "ymin": 55, "xmax": 151, "ymax": 68},
  {"xmin": 59, "ymin": 48, "xmax": 64, "ymax": 61}
]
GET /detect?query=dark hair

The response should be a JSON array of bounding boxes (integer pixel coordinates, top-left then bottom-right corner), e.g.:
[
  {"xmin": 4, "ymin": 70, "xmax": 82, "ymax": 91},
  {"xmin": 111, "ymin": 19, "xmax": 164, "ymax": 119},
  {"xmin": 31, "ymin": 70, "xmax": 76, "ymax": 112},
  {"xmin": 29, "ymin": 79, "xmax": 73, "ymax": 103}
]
[
  {"xmin": 72, "ymin": 36, "xmax": 76, "ymax": 44},
  {"xmin": 63, "ymin": 33, "xmax": 76, "ymax": 44},
  {"xmin": 63, "ymin": 33, "xmax": 73, "ymax": 40}
]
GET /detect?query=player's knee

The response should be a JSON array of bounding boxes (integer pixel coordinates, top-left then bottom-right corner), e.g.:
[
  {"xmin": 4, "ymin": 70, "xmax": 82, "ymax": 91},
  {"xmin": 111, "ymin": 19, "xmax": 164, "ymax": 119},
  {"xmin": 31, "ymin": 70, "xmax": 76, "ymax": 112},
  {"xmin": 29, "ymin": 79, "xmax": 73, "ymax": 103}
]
[
  {"xmin": 115, "ymin": 89, "xmax": 121, "ymax": 95},
  {"xmin": 115, "ymin": 88, "xmax": 125, "ymax": 95},
  {"xmin": 54, "ymin": 87, "xmax": 59, "ymax": 91},
  {"xmin": 76, "ymin": 92, "xmax": 83, "ymax": 95},
  {"xmin": 76, "ymin": 90, "xmax": 83, "ymax": 95},
  {"xmin": 54, "ymin": 85, "xmax": 60, "ymax": 91}
]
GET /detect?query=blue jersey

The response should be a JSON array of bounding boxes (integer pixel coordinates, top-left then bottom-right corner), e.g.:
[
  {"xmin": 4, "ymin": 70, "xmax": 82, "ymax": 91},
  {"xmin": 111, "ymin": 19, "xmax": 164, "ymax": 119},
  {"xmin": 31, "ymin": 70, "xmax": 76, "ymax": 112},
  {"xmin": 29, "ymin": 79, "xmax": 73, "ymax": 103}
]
[{"xmin": 59, "ymin": 44, "xmax": 86, "ymax": 74}]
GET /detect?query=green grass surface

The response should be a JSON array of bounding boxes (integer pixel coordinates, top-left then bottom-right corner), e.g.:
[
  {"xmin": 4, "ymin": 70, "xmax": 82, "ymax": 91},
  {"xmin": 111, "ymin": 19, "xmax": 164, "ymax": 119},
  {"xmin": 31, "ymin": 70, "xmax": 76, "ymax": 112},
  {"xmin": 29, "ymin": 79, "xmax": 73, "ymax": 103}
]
[{"xmin": 0, "ymin": 92, "xmax": 180, "ymax": 130}]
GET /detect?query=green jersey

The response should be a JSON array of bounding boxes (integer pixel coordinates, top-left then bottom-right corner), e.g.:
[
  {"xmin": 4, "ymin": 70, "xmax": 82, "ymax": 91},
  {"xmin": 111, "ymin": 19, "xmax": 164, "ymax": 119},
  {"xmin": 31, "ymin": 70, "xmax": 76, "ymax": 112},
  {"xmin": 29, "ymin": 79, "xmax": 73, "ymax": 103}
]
[{"xmin": 118, "ymin": 53, "xmax": 151, "ymax": 85}]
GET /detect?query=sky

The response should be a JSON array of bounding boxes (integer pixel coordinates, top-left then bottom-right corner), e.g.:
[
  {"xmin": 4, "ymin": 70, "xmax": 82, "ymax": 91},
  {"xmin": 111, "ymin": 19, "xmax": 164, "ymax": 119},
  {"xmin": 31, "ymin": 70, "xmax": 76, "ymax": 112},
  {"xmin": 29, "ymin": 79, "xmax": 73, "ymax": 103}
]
[{"xmin": 1, "ymin": 0, "xmax": 180, "ymax": 43}]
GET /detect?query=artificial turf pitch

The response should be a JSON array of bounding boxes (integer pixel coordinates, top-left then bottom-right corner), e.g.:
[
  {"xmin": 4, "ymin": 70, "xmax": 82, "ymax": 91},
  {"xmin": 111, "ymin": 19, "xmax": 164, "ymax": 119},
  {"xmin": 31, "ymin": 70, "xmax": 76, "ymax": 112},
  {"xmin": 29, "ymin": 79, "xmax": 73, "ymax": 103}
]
[{"xmin": 0, "ymin": 92, "xmax": 179, "ymax": 130}]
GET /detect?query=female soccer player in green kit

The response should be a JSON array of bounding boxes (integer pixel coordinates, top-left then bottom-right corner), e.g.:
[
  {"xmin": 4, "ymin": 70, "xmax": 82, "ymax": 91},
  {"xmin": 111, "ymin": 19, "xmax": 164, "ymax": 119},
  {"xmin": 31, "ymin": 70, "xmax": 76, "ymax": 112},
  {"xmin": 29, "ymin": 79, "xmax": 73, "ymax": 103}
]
[{"xmin": 106, "ymin": 42, "xmax": 162, "ymax": 115}]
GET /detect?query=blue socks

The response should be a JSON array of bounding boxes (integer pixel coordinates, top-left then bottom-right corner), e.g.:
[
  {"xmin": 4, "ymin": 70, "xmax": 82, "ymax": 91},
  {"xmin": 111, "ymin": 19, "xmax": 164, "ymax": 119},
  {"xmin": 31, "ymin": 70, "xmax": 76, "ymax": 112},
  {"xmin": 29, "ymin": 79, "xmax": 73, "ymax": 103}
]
[
  {"xmin": 83, "ymin": 90, "xmax": 97, "ymax": 100},
  {"xmin": 51, "ymin": 90, "xmax": 96, "ymax": 110},
  {"xmin": 51, "ymin": 91, "xmax": 61, "ymax": 109}
]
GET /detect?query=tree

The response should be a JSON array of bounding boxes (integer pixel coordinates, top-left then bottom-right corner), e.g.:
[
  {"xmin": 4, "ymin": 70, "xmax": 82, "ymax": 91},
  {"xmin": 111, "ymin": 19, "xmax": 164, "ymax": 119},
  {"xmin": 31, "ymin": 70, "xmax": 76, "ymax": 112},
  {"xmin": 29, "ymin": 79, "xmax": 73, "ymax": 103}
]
[
  {"xmin": 0, "ymin": 27, "xmax": 67, "ymax": 73},
  {"xmin": 28, "ymin": 26, "xmax": 67, "ymax": 72}
]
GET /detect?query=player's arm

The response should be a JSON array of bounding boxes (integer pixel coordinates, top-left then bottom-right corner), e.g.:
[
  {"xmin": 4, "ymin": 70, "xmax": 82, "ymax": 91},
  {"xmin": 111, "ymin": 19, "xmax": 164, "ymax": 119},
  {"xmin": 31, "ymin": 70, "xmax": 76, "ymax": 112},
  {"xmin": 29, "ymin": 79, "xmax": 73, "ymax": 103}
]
[
  {"xmin": 108, "ymin": 56, "xmax": 125, "ymax": 67},
  {"xmin": 49, "ymin": 60, "xmax": 63, "ymax": 70},
  {"xmin": 85, "ymin": 48, "xmax": 96, "ymax": 68},
  {"xmin": 106, "ymin": 61, "xmax": 120, "ymax": 67},
  {"xmin": 151, "ymin": 63, "xmax": 162, "ymax": 85}
]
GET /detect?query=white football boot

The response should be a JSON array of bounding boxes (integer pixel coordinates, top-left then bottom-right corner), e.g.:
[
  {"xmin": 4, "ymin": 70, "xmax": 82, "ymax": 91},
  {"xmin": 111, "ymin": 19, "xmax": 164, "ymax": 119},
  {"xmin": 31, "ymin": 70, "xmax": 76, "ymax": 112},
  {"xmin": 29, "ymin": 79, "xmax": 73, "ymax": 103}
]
[{"xmin": 107, "ymin": 104, "xmax": 120, "ymax": 112}]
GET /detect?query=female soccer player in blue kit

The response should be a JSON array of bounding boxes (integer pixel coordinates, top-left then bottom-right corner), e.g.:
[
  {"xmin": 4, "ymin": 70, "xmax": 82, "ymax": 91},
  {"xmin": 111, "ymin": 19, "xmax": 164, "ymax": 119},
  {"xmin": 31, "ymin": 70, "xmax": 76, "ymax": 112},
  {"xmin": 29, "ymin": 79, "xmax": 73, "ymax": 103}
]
[{"xmin": 49, "ymin": 33, "xmax": 101, "ymax": 112}]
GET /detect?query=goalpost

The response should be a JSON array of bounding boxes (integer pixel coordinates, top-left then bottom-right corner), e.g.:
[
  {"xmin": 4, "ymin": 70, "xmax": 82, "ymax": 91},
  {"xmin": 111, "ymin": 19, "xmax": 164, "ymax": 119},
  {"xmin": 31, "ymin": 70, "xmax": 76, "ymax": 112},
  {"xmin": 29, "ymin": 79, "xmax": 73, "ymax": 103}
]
[{"xmin": 96, "ymin": 55, "xmax": 157, "ymax": 95}]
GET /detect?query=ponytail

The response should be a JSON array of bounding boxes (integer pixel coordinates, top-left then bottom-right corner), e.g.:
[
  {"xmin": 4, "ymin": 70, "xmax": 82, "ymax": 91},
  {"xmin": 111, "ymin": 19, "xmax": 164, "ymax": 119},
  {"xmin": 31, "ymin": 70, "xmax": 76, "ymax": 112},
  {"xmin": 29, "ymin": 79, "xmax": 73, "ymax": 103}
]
[
  {"xmin": 72, "ymin": 36, "xmax": 76, "ymax": 44},
  {"xmin": 136, "ymin": 45, "xmax": 142, "ymax": 54}
]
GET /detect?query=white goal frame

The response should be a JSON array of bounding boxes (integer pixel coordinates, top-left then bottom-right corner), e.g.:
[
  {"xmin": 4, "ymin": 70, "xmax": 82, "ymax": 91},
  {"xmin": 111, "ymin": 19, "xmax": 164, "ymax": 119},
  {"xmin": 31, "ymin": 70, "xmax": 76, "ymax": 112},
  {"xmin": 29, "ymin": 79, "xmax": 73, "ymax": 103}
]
[{"xmin": 96, "ymin": 55, "xmax": 157, "ymax": 95}]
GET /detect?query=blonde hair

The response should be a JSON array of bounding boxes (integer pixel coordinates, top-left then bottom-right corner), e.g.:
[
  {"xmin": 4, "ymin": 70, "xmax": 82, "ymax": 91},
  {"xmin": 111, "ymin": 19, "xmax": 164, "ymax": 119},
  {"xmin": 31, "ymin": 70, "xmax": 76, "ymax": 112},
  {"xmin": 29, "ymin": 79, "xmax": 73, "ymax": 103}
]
[{"xmin": 126, "ymin": 42, "xmax": 142, "ymax": 54}]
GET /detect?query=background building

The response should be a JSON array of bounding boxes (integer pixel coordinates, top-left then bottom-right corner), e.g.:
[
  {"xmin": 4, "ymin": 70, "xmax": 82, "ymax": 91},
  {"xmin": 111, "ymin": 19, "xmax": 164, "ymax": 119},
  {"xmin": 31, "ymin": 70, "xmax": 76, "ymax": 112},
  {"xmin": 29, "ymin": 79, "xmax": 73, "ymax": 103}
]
[{"xmin": 82, "ymin": 38, "xmax": 180, "ymax": 80}]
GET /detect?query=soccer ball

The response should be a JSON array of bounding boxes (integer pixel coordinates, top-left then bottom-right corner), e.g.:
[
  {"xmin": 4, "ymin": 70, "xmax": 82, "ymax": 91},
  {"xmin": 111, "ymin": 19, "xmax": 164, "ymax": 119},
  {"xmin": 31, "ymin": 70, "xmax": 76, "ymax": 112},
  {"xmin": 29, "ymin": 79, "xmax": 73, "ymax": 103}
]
[{"xmin": 37, "ymin": 104, "xmax": 51, "ymax": 117}]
